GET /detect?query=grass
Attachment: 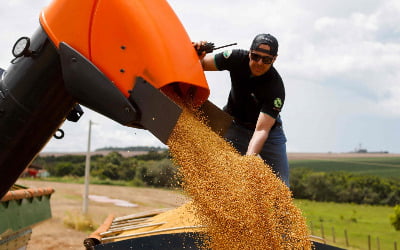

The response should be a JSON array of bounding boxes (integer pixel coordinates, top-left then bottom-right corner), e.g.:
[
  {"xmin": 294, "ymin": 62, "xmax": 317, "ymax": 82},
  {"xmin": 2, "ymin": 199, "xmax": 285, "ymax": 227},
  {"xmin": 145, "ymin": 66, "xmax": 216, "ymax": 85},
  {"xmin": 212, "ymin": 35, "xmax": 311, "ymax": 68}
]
[
  {"xmin": 295, "ymin": 199, "xmax": 400, "ymax": 250},
  {"xmin": 63, "ymin": 210, "xmax": 98, "ymax": 233},
  {"xmin": 37, "ymin": 176, "xmax": 143, "ymax": 187},
  {"xmin": 289, "ymin": 157, "xmax": 400, "ymax": 179},
  {"xmin": 28, "ymin": 155, "xmax": 400, "ymax": 249},
  {"xmin": 289, "ymin": 156, "xmax": 400, "ymax": 249}
]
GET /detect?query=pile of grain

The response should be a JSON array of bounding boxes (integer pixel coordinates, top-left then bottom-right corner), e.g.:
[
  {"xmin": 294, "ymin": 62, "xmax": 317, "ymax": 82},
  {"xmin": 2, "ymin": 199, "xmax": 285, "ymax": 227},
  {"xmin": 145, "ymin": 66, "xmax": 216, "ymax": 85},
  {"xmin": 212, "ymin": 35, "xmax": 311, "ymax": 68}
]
[
  {"xmin": 167, "ymin": 108, "xmax": 312, "ymax": 249},
  {"xmin": 115, "ymin": 202, "xmax": 203, "ymax": 238}
]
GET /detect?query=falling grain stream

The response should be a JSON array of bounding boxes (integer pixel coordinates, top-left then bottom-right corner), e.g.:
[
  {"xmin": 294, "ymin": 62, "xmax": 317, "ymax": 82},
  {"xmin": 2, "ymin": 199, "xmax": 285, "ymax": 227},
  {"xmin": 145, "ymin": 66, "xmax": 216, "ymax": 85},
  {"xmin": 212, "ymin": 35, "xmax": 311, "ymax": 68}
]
[{"xmin": 167, "ymin": 108, "xmax": 312, "ymax": 249}]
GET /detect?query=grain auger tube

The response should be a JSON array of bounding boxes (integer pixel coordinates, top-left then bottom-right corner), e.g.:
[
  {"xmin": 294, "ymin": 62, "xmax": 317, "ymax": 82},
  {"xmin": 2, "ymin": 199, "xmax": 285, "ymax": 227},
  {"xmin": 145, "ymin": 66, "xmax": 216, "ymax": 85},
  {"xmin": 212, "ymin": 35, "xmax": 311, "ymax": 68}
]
[{"xmin": 0, "ymin": 0, "xmax": 232, "ymax": 199}]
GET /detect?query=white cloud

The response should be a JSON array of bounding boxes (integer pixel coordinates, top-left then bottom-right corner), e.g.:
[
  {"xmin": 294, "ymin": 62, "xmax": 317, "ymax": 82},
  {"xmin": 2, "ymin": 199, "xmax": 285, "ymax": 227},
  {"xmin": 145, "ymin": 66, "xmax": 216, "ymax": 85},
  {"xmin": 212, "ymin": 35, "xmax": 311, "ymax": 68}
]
[
  {"xmin": 0, "ymin": 1, "xmax": 51, "ymax": 67},
  {"xmin": 279, "ymin": 1, "xmax": 400, "ymax": 121},
  {"xmin": 1, "ymin": 0, "xmax": 399, "ymax": 153}
]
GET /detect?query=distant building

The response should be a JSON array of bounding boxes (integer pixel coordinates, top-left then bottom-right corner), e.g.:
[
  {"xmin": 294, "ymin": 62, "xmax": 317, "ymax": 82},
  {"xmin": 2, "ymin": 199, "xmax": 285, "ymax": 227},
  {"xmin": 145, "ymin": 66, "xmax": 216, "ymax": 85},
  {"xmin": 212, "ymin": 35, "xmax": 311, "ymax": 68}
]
[
  {"xmin": 355, "ymin": 148, "xmax": 368, "ymax": 153},
  {"xmin": 21, "ymin": 164, "xmax": 49, "ymax": 178},
  {"xmin": 353, "ymin": 144, "xmax": 388, "ymax": 154}
]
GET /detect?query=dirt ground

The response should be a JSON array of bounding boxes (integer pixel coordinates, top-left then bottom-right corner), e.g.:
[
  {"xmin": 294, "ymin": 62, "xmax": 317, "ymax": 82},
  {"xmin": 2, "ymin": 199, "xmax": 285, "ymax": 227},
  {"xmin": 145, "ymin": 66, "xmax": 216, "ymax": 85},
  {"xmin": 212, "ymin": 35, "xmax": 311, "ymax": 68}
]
[{"xmin": 16, "ymin": 180, "xmax": 188, "ymax": 250}]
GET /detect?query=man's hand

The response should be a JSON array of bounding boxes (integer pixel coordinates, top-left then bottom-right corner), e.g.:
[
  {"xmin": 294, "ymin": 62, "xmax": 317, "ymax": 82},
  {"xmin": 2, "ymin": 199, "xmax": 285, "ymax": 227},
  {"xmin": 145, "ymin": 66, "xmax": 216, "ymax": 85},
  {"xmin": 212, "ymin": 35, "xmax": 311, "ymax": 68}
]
[
  {"xmin": 192, "ymin": 41, "xmax": 219, "ymax": 71},
  {"xmin": 192, "ymin": 41, "xmax": 212, "ymax": 60}
]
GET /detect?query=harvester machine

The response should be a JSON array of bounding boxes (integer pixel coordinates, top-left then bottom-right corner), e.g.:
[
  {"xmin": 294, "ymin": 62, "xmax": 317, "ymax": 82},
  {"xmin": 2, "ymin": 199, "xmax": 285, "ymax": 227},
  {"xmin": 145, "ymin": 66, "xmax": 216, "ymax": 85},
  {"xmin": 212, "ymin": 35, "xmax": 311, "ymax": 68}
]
[{"xmin": 0, "ymin": 0, "xmax": 232, "ymax": 199}]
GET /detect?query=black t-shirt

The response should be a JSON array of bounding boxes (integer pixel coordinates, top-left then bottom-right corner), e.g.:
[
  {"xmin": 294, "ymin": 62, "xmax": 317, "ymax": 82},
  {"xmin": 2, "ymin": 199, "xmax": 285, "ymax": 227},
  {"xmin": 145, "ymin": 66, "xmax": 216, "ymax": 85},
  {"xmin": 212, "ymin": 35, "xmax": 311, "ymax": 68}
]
[{"xmin": 214, "ymin": 49, "xmax": 285, "ymax": 126}]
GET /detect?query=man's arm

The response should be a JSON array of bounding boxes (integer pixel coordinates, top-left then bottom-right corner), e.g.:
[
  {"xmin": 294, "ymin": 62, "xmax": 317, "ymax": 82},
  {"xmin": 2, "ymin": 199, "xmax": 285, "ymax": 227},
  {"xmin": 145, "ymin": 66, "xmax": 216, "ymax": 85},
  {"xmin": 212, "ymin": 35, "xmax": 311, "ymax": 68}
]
[
  {"xmin": 246, "ymin": 112, "xmax": 276, "ymax": 155},
  {"xmin": 201, "ymin": 54, "xmax": 218, "ymax": 71}
]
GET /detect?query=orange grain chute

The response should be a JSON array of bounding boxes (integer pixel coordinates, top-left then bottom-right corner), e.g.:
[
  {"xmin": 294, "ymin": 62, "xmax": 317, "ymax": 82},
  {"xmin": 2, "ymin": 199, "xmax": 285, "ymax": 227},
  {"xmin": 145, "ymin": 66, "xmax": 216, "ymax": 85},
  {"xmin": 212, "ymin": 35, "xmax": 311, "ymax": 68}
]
[
  {"xmin": 40, "ymin": 0, "xmax": 209, "ymax": 107},
  {"xmin": 39, "ymin": 0, "xmax": 94, "ymax": 56}
]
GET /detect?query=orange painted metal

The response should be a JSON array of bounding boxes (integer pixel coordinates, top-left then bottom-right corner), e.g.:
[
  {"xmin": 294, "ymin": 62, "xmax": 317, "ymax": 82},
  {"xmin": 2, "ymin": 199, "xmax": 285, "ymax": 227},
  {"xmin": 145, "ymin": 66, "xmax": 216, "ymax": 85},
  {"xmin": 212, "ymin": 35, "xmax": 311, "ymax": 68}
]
[
  {"xmin": 39, "ymin": 0, "xmax": 93, "ymax": 55},
  {"xmin": 1, "ymin": 187, "xmax": 55, "ymax": 202},
  {"xmin": 87, "ymin": 214, "xmax": 115, "ymax": 241},
  {"xmin": 39, "ymin": 0, "xmax": 209, "ymax": 106}
]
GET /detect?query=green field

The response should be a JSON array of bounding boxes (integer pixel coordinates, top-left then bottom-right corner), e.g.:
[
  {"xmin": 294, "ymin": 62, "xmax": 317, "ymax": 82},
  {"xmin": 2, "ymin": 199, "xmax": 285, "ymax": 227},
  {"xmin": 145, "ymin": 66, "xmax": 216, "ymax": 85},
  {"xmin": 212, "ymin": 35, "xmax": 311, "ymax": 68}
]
[
  {"xmin": 288, "ymin": 156, "xmax": 400, "ymax": 249},
  {"xmin": 289, "ymin": 157, "xmax": 400, "ymax": 179},
  {"xmin": 30, "ymin": 154, "xmax": 400, "ymax": 249},
  {"xmin": 296, "ymin": 199, "xmax": 399, "ymax": 250}
]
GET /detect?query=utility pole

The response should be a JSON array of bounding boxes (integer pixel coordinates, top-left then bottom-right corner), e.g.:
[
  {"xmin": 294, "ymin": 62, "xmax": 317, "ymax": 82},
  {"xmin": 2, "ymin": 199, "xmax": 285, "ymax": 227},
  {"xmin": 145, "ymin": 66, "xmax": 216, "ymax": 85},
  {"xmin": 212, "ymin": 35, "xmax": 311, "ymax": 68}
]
[{"xmin": 82, "ymin": 120, "xmax": 93, "ymax": 214}]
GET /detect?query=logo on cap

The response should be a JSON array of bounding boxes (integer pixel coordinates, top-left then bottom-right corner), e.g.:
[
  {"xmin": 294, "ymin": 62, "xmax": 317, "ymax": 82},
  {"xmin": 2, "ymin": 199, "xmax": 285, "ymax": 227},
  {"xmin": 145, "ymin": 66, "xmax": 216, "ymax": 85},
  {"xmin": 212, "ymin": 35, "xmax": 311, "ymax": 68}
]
[{"xmin": 261, "ymin": 38, "xmax": 273, "ymax": 44}]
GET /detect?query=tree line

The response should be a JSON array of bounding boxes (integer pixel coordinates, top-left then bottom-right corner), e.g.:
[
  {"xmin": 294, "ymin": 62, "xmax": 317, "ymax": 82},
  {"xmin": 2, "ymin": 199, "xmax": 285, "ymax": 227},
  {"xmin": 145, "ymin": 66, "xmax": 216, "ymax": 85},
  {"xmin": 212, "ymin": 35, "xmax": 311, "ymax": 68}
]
[
  {"xmin": 32, "ymin": 152, "xmax": 400, "ymax": 206},
  {"xmin": 290, "ymin": 168, "xmax": 400, "ymax": 206},
  {"xmin": 95, "ymin": 146, "xmax": 168, "ymax": 152},
  {"xmin": 33, "ymin": 151, "xmax": 178, "ymax": 188}
]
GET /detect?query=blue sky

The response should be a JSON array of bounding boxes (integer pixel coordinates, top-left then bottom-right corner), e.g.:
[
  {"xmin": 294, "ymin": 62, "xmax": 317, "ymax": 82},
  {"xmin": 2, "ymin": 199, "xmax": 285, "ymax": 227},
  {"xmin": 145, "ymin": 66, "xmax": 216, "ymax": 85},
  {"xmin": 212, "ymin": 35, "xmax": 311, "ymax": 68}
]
[{"xmin": 0, "ymin": 0, "xmax": 399, "ymax": 153}]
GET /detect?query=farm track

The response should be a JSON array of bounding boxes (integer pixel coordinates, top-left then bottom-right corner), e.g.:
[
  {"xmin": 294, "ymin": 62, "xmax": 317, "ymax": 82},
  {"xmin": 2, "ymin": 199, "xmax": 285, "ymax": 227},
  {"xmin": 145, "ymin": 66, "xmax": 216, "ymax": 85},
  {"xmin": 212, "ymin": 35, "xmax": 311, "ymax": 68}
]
[{"xmin": 16, "ymin": 179, "xmax": 187, "ymax": 250}]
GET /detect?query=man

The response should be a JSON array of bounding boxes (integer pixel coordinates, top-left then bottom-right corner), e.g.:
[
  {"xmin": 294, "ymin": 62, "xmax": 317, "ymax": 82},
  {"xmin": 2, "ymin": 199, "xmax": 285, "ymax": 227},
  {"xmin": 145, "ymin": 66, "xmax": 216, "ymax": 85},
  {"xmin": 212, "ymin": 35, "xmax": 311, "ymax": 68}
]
[{"xmin": 194, "ymin": 33, "xmax": 289, "ymax": 186}]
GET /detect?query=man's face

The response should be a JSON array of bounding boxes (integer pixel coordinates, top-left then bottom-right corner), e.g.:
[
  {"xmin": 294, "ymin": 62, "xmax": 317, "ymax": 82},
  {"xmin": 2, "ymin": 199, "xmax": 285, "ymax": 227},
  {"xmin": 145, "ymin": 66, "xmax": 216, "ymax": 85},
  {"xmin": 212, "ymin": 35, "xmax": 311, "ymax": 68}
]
[{"xmin": 248, "ymin": 44, "xmax": 276, "ymax": 76}]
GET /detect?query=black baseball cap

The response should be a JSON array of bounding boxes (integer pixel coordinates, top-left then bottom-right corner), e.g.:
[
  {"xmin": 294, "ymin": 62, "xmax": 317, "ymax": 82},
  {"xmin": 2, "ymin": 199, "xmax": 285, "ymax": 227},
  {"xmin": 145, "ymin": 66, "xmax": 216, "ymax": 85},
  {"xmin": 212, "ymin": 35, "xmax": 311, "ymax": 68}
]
[{"xmin": 250, "ymin": 33, "xmax": 278, "ymax": 56}]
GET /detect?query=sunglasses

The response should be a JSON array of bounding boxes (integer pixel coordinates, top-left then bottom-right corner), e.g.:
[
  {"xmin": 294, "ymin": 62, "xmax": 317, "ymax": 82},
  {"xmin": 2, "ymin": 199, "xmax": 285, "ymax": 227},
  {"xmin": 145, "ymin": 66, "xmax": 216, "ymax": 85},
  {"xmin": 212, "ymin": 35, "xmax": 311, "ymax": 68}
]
[{"xmin": 250, "ymin": 52, "xmax": 274, "ymax": 64}]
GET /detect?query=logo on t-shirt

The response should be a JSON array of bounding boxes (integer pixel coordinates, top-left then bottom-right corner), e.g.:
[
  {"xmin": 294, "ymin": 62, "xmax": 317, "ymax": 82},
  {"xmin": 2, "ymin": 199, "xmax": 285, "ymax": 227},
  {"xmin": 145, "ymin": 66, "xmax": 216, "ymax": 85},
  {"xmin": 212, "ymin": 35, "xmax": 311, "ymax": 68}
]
[
  {"xmin": 223, "ymin": 50, "xmax": 232, "ymax": 59},
  {"xmin": 273, "ymin": 97, "xmax": 282, "ymax": 110}
]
